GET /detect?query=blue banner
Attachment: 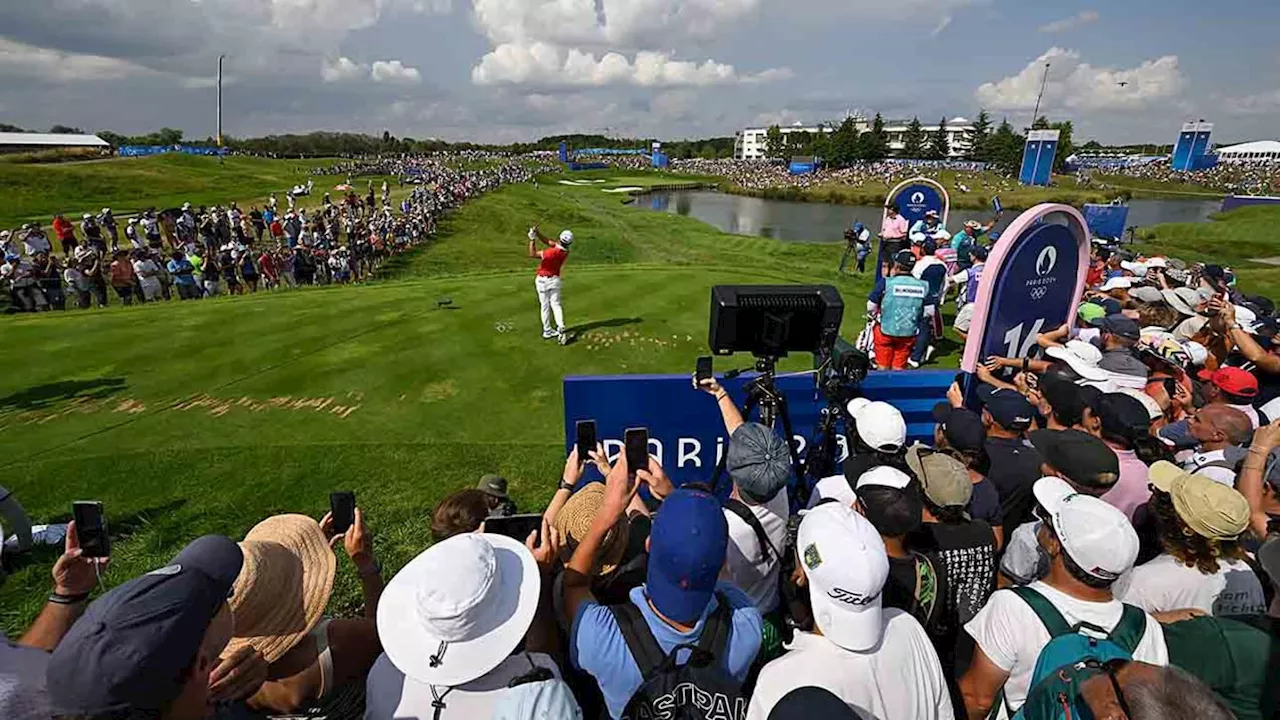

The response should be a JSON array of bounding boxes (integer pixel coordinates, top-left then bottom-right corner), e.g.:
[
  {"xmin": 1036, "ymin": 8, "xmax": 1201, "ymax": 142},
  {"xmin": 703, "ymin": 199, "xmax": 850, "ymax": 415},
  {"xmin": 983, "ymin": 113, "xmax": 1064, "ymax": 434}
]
[
  {"xmin": 1172, "ymin": 122, "xmax": 1213, "ymax": 172},
  {"xmin": 562, "ymin": 370, "xmax": 954, "ymax": 487},
  {"xmin": 117, "ymin": 144, "xmax": 224, "ymax": 157},
  {"xmin": 1082, "ymin": 203, "xmax": 1129, "ymax": 241},
  {"xmin": 1018, "ymin": 131, "xmax": 1059, "ymax": 186},
  {"xmin": 961, "ymin": 205, "xmax": 1091, "ymax": 377}
]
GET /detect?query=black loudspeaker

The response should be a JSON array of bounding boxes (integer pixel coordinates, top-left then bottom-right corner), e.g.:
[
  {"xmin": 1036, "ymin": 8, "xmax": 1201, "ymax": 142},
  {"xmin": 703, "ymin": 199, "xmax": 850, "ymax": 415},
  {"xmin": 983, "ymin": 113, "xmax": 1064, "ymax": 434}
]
[{"xmin": 708, "ymin": 285, "xmax": 844, "ymax": 357}]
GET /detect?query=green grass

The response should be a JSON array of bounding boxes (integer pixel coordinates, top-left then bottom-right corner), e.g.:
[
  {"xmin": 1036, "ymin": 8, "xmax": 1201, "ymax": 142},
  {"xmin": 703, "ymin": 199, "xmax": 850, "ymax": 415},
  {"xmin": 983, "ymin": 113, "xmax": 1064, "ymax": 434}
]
[
  {"xmin": 0, "ymin": 154, "xmax": 354, "ymax": 228},
  {"xmin": 0, "ymin": 170, "xmax": 903, "ymax": 633}
]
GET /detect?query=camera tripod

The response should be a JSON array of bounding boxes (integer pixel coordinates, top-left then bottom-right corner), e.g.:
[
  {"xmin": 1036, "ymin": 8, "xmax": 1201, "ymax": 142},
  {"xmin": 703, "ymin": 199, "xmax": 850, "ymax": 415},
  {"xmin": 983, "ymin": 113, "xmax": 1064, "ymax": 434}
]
[{"xmin": 710, "ymin": 356, "xmax": 807, "ymax": 501}]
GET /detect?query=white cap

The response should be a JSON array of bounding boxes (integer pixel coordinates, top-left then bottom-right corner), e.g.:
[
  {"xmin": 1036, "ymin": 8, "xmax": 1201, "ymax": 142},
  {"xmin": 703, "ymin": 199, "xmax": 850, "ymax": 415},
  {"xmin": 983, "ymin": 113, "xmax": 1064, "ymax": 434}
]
[
  {"xmin": 856, "ymin": 465, "xmax": 912, "ymax": 491},
  {"xmin": 1145, "ymin": 257, "xmax": 1168, "ymax": 268},
  {"xmin": 82, "ymin": 213, "xmax": 92, "ymax": 220},
  {"xmin": 797, "ymin": 503, "xmax": 889, "ymax": 651},
  {"xmin": 101, "ymin": 207, "xmax": 110, "ymax": 214},
  {"xmin": 1120, "ymin": 261, "xmax": 1147, "ymax": 276},
  {"xmin": 1118, "ymin": 388, "xmax": 1163, "ymax": 421},
  {"xmin": 1099, "ymin": 277, "xmax": 1133, "ymax": 292},
  {"xmin": 558, "ymin": 230, "xmax": 574, "ymax": 246},
  {"xmin": 1234, "ymin": 305, "xmax": 1259, "ymax": 333},
  {"xmin": 1033, "ymin": 477, "xmax": 1139, "ymax": 581},
  {"xmin": 807, "ymin": 475, "xmax": 857, "ymax": 510},
  {"xmin": 1045, "ymin": 340, "xmax": 1108, "ymax": 381},
  {"xmin": 378, "ymin": 533, "xmax": 540, "ymax": 686},
  {"xmin": 846, "ymin": 400, "xmax": 906, "ymax": 452},
  {"xmin": 1182, "ymin": 340, "xmax": 1208, "ymax": 367}
]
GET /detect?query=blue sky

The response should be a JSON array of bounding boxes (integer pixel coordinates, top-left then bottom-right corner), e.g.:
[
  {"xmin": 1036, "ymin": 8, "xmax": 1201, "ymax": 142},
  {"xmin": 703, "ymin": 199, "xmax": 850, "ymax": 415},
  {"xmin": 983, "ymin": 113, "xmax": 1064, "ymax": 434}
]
[{"xmin": 0, "ymin": 0, "xmax": 1276, "ymax": 144}]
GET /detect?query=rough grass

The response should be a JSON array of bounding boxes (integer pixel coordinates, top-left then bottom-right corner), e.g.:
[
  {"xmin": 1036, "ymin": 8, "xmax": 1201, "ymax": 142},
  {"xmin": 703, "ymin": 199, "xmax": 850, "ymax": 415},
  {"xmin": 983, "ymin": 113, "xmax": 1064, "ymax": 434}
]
[{"xmin": 1135, "ymin": 205, "xmax": 1280, "ymax": 297}]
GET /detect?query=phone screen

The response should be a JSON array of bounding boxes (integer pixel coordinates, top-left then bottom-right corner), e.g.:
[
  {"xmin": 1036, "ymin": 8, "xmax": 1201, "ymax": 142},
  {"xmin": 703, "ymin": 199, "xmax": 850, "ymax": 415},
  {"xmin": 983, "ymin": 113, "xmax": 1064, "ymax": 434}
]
[
  {"xmin": 625, "ymin": 427, "xmax": 649, "ymax": 474},
  {"xmin": 695, "ymin": 356, "xmax": 713, "ymax": 382},
  {"xmin": 485, "ymin": 513, "xmax": 543, "ymax": 544},
  {"xmin": 329, "ymin": 491, "xmax": 356, "ymax": 533},
  {"xmin": 575, "ymin": 420, "xmax": 597, "ymax": 458},
  {"xmin": 72, "ymin": 501, "xmax": 109, "ymax": 558}
]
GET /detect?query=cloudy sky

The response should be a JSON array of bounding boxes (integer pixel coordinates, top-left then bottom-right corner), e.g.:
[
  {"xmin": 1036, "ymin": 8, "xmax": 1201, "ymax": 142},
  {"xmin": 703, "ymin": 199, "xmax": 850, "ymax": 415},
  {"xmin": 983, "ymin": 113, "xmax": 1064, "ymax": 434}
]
[{"xmin": 1, "ymin": 0, "xmax": 1277, "ymax": 144}]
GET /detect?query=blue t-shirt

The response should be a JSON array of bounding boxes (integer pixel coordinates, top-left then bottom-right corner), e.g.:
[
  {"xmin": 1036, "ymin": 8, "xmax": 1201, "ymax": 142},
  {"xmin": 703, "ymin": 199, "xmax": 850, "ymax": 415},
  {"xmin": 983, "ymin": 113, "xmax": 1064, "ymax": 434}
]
[
  {"xmin": 969, "ymin": 477, "xmax": 1004, "ymax": 528},
  {"xmin": 570, "ymin": 582, "xmax": 763, "ymax": 719}
]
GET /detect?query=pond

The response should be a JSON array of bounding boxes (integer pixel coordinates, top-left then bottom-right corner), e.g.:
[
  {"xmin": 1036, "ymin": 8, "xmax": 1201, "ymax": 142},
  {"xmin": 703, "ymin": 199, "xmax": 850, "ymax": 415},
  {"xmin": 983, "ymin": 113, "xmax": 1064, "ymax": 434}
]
[{"xmin": 634, "ymin": 190, "xmax": 1221, "ymax": 243}]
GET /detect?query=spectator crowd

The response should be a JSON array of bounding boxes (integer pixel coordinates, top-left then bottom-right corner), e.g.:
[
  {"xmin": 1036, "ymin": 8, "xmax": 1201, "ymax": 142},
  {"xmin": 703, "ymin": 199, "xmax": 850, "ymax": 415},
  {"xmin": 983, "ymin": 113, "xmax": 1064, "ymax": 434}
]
[{"xmin": 0, "ymin": 156, "xmax": 553, "ymax": 313}]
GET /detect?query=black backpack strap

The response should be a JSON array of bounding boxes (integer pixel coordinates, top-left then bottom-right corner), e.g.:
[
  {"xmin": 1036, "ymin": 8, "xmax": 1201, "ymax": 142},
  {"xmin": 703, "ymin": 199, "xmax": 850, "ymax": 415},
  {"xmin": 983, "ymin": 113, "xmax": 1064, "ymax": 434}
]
[
  {"xmin": 609, "ymin": 601, "xmax": 667, "ymax": 680},
  {"xmin": 724, "ymin": 499, "xmax": 778, "ymax": 563},
  {"xmin": 695, "ymin": 592, "xmax": 734, "ymax": 658}
]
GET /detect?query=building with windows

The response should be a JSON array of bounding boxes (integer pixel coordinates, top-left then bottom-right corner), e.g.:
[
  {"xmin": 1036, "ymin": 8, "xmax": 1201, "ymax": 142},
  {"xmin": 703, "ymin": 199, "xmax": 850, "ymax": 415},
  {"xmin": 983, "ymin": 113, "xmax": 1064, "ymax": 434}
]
[
  {"xmin": 733, "ymin": 116, "xmax": 976, "ymax": 160},
  {"xmin": 1215, "ymin": 140, "xmax": 1280, "ymax": 164}
]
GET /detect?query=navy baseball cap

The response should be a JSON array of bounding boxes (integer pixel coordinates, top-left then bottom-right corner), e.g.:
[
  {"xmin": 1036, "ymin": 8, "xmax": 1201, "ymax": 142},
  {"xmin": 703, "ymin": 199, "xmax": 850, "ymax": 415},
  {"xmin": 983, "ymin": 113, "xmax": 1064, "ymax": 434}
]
[
  {"xmin": 1093, "ymin": 313, "xmax": 1140, "ymax": 341},
  {"xmin": 646, "ymin": 488, "xmax": 728, "ymax": 625},
  {"xmin": 893, "ymin": 249, "xmax": 916, "ymax": 269},
  {"xmin": 977, "ymin": 385, "xmax": 1035, "ymax": 432},
  {"xmin": 932, "ymin": 402, "xmax": 985, "ymax": 452},
  {"xmin": 970, "ymin": 245, "xmax": 989, "ymax": 261},
  {"xmin": 48, "ymin": 535, "xmax": 243, "ymax": 716}
]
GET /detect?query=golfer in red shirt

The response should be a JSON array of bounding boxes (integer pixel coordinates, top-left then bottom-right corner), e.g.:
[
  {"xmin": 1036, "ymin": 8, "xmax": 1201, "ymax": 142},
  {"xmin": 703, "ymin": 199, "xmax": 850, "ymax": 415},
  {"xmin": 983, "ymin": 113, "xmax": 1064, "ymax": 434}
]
[{"xmin": 528, "ymin": 225, "xmax": 572, "ymax": 343}]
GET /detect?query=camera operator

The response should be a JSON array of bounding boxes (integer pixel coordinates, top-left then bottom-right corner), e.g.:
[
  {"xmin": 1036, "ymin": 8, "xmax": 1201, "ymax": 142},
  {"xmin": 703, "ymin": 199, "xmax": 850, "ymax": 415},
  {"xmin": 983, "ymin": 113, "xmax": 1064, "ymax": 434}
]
[{"xmin": 840, "ymin": 222, "xmax": 870, "ymax": 275}]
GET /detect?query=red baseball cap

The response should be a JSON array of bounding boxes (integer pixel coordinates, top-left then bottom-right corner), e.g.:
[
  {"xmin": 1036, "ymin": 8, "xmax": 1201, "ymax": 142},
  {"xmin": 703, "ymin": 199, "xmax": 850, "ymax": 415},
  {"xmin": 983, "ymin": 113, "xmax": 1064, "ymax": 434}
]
[{"xmin": 1197, "ymin": 367, "xmax": 1259, "ymax": 398}]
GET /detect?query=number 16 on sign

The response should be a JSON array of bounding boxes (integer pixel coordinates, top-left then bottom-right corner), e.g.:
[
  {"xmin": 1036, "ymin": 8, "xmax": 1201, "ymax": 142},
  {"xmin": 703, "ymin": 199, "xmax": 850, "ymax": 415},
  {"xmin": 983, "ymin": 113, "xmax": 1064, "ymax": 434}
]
[{"xmin": 1003, "ymin": 319, "xmax": 1046, "ymax": 359}]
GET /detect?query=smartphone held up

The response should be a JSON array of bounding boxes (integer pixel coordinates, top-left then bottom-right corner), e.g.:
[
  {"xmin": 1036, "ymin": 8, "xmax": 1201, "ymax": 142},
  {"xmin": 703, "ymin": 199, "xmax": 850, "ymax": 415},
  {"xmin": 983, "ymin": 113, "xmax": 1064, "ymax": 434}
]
[
  {"xmin": 330, "ymin": 491, "xmax": 356, "ymax": 534},
  {"xmin": 72, "ymin": 501, "xmax": 110, "ymax": 558}
]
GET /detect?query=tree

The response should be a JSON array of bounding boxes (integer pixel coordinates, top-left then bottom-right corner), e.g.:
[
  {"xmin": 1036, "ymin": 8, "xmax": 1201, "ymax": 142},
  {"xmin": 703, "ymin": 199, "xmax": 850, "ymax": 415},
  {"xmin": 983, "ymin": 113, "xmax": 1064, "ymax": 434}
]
[
  {"xmin": 765, "ymin": 125, "xmax": 785, "ymax": 160},
  {"xmin": 969, "ymin": 109, "xmax": 992, "ymax": 161},
  {"xmin": 986, "ymin": 118, "xmax": 1026, "ymax": 174},
  {"xmin": 829, "ymin": 117, "xmax": 859, "ymax": 167},
  {"xmin": 868, "ymin": 113, "xmax": 889, "ymax": 161},
  {"xmin": 48, "ymin": 125, "xmax": 86, "ymax": 134},
  {"xmin": 901, "ymin": 117, "xmax": 926, "ymax": 158},
  {"xmin": 926, "ymin": 117, "xmax": 950, "ymax": 160}
]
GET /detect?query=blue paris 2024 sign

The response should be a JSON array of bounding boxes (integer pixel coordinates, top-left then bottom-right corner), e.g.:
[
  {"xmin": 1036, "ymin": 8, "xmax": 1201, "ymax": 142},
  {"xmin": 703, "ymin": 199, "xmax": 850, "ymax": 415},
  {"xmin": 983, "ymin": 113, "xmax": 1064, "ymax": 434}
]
[
  {"xmin": 961, "ymin": 204, "xmax": 1091, "ymax": 374},
  {"xmin": 893, "ymin": 183, "xmax": 946, "ymax": 225}
]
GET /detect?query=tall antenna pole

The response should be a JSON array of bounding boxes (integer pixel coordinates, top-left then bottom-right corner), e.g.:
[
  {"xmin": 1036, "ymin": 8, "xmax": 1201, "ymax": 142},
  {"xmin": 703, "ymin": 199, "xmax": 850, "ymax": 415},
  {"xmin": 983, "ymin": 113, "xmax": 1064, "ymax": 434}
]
[
  {"xmin": 216, "ymin": 54, "xmax": 225, "ymax": 147},
  {"xmin": 1030, "ymin": 62, "xmax": 1051, "ymax": 127}
]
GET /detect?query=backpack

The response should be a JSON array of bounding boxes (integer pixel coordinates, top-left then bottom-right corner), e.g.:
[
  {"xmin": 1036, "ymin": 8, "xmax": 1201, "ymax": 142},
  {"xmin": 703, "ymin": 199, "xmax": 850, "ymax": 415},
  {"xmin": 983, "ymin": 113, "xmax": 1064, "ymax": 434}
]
[
  {"xmin": 1001, "ymin": 586, "xmax": 1146, "ymax": 720},
  {"xmin": 609, "ymin": 592, "xmax": 747, "ymax": 720}
]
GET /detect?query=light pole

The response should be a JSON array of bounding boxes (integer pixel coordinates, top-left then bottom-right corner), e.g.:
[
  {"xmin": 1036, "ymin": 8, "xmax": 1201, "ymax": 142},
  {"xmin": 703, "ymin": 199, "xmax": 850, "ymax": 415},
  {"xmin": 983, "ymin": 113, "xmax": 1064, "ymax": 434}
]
[
  {"xmin": 216, "ymin": 54, "xmax": 225, "ymax": 148},
  {"xmin": 1030, "ymin": 62, "xmax": 1051, "ymax": 128}
]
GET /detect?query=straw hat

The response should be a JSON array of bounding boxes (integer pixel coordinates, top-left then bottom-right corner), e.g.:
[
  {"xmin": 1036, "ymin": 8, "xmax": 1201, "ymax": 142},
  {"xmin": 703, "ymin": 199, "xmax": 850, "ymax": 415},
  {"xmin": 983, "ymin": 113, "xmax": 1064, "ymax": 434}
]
[
  {"xmin": 552, "ymin": 483, "xmax": 629, "ymax": 576},
  {"xmin": 225, "ymin": 514, "xmax": 336, "ymax": 663}
]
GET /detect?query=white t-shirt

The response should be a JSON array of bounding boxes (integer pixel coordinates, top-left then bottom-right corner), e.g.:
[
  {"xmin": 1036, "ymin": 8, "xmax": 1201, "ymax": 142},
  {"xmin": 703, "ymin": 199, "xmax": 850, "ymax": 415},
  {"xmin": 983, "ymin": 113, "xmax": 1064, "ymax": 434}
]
[
  {"xmin": 1179, "ymin": 449, "xmax": 1238, "ymax": 487},
  {"xmin": 1114, "ymin": 553, "xmax": 1266, "ymax": 616},
  {"xmin": 722, "ymin": 490, "xmax": 789, "ymax": 614},
  {"xmin": 0, "ymin": 638, "xmax": 52, "ymax": 720},
  {"xmin": 964, "ymin": 581, "xmax": 1168, "ymax": 719},
  {"xmin": 747, "ymin": 609, "xmax": 954, "ymax": 720},
  {"xmin": 364, "ymin": 651, "xmax": 561, "ymax": 720},
  {"xmin": 1230, "ymin": 403, "xmax": 1261, "ymax": 429}
]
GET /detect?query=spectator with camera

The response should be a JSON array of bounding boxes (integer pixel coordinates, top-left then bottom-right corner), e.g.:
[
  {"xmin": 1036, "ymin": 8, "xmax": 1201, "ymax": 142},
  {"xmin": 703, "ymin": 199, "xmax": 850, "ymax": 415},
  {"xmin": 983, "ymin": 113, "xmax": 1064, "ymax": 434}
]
[
  {"xmin": 45, "ymin": 535, "xmax": 246, "ymax": 720},
  {"xmin": 747, "ymin": 503, "xmax": 953, "ymax": 720},
  {"xmin": 564, "ymin": 454, "xmax": 763, "ymax": 720},
  {"xmin": 959, "ymin": 479, "xmax": 1169, "ymax": 719}
]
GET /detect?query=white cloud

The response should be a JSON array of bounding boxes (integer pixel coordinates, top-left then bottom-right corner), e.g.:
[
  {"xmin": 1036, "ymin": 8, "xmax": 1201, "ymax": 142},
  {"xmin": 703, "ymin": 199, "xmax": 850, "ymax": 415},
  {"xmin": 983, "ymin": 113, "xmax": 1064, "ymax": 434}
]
[
  {"xmin": 371, "ymin": 59, "xmax": 422, "ymax": 84},
  {"xmin": 1038, "ymin": 9, "xmax": 1099, "ymax": 34},
  {"xmin": 321, "ymin": 56, "xmax": 367, "ymax": 83},
  {"xmin": 1224, "ymin": 89, "xmax": 1280, "ymax": 116},
  {"xmin": 975, "ymin": 47, "xmax": 1184, "ymax": 113},
  {"xmin": 471, "ymin": 41, "xmax": 786, "ymax": 87},
  {"xmin": 323, "ymin": 57, "xmax": 422, "ymax": 84},
  {"xmin": 469, "ymin": 0, "xmax": 761, "ymax": 49},
  {"xmin": 0, "ymin": 37, "xmax": 153, "ymax": 82}
]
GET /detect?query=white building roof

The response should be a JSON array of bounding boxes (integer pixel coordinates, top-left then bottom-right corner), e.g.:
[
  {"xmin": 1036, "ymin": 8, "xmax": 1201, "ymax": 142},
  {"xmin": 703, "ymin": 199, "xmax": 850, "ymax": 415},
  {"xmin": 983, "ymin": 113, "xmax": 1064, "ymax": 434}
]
[
  {"xmin": 0, "ymin": 132, "xmax": 110, "ymax": 147},
  {"xmin": 1217, "ymin": 140, "xmax": 1280, "ymax": 155}
]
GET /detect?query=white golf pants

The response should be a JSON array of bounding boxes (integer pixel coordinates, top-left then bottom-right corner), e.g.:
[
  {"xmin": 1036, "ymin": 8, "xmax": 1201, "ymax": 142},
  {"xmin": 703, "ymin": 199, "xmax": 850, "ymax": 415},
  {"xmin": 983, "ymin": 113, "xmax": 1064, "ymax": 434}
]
[{"xmin": 535, "ymin": 275, "xmax": 565, "ymax": 334}]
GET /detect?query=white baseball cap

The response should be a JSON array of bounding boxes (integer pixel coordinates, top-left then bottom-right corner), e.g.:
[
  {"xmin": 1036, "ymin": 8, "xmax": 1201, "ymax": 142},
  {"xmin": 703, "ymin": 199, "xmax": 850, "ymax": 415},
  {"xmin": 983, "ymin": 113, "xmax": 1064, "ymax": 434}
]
[
  {"xmin": 1118, "ymin": 388, "xmax": 1163, "ymax": 421},
  {"xmin": 797, "ymin": 502, "xmax": 889, "ymax": 651},
  {"xmin": 1182, "ymin": 340, "xmax": 1208, "ymax": 367},
  {"xmin": 1045, "ymin": 340, "xmax": 1108, "ymax": 381},
  {"xmin": 807, "ymin": 474, "xmax": 857, "ymax": 510},
  {"xmin": 855, "ymin": 465, "xmax": 912, "ymax": 491},
  {"xmin": 377, "ymin": 532, "xmax": 540, "ymax": 686},
  {"xmin": 1099, "ymin": 277, "xmax": 1133, "ymax": 292},
  {"xmin": 846, "ymin": 399, "xmax": 906, "ymax": 452},
  {"xmin": 1033, "ymin": 477, "xmax": 1139, "ymax": 581},
  {"xmin": 558, "ymin": 230, "xmax": 574, "ymax": 246}
]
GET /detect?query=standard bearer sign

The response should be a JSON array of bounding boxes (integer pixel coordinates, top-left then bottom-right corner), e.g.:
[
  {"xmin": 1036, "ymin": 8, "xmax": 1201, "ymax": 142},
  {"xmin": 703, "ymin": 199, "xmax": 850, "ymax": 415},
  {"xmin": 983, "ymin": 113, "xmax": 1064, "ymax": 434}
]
[
  {"xmin": 874, "ymin": 177, "xmax": 950, "ymax": 291},
  {"xmin": 1018, "ymin": 130, "xmax": 1060, "ymax": 186},
  {"xmin": 960, "ymin": 204, "xmax": 1091, "ymax": 375}
]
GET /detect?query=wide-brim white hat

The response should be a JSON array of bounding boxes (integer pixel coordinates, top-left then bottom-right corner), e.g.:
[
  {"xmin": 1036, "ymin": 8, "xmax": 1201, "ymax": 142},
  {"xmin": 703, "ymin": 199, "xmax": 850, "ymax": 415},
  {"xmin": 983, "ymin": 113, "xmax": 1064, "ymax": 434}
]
[{"xmin": 378, "ymin": 533, "xmax": 539, "ymax": 686}]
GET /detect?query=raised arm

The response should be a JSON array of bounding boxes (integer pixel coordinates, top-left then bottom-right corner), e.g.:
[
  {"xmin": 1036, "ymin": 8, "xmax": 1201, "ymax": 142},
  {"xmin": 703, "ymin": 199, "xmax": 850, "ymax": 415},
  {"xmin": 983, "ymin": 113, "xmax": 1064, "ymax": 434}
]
[
  {"xmin": 695, "ymin": 376, "xmax": 744, "ymax": 435},
  {"xmin": 1241, "ymin": 421, "xmax": 1280, "ymax": 541},
  {"xmin": 19, "ymin": 522, "xmax": 107, "ymax": 651},
  {"xmin": 562, "ymin": 454, "xmax": 637, "ymax": 621}
]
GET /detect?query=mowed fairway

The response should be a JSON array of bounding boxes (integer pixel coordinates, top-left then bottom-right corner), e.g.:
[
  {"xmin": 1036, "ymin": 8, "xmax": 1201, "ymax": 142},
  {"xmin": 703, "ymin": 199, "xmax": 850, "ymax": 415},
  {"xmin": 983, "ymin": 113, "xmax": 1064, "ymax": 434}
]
[{"xmin": 0, "ymin": 168, "xmax": 890, "ymax": 631}]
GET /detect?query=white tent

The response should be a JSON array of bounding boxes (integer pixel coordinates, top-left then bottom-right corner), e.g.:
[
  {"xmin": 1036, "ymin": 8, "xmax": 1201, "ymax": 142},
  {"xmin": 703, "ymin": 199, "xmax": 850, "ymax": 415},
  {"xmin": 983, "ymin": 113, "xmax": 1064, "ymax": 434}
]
[
  {"xmin": 0, "ymin": 132, "xmax": 110, "ymax": 148},
  {"xmin": 1216, "ymin": 140, "xmax": 1280, "ymax": 163}
]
